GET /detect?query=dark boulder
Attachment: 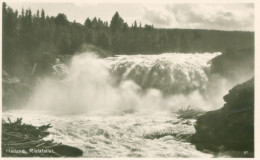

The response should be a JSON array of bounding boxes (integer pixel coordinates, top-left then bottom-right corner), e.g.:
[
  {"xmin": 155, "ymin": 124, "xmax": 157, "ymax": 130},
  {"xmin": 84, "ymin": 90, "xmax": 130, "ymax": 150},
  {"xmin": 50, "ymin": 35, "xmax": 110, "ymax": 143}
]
[{"xmin": 191, "ymin": 77, "xmax": 254, "ymax": 153}]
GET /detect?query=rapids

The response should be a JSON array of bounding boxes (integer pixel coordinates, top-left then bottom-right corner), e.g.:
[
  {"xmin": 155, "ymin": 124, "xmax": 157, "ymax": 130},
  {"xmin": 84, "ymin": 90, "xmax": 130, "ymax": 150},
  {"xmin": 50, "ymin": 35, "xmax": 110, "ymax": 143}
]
[
  {"xmin": 3, "ymin": 111, "xmax": 213, "ymax": 158},
  {"xmin": 4, "ymin": 52, "xmax": 234, "ymax": 158}
]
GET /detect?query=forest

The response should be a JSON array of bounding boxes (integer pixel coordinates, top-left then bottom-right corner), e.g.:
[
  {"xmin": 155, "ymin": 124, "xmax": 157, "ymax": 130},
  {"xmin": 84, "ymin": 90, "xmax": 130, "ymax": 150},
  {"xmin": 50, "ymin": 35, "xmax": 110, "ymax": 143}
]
[{"xmin": 2, "ymin": 3, "xmax": 254, "ymax": 79}]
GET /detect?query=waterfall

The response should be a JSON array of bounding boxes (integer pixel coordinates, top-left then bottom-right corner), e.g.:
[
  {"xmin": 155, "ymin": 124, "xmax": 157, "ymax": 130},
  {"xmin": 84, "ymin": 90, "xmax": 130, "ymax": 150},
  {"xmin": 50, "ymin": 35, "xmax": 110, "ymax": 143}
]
[{"xmin": 25, "ymin": 52, "xmax": 224, "ymax": 114}]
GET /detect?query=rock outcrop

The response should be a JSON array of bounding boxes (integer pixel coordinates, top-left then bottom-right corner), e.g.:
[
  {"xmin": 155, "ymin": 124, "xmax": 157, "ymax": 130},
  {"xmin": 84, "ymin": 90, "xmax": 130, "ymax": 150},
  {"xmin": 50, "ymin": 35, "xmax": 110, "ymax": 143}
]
[{"xmin": 191, "ymin": 77, "xmax": 254, "ymax": 153}]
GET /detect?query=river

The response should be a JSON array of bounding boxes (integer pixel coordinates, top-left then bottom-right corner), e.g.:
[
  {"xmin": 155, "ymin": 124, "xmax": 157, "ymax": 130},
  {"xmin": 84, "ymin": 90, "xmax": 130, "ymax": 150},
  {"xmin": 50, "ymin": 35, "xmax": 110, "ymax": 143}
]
[{"xmin": 3, "ymin": 52, "xmax": 234, "ymax": 157}]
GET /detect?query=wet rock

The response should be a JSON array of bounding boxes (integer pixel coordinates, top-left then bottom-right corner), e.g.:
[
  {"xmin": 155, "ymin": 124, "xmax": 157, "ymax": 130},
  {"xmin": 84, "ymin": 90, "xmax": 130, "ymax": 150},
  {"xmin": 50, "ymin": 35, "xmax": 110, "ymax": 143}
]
[{"xmin": 191, "ymin": 77, "xmax": 254, "ymax": 153}]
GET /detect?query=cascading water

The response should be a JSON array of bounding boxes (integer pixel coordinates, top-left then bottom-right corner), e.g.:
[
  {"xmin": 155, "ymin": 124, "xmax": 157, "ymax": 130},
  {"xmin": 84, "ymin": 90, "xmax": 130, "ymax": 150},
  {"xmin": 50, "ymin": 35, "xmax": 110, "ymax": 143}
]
[
  {"xmin": 22, "ymin": 52, "xmax": 223, "ymax": 114},
  {"xmin": 4, "ymin": 52, "xmax": 235, "ymax": 158},
  {"xmin": 105, "ymin": 53, "xmax": 221, "ymax": 94}
]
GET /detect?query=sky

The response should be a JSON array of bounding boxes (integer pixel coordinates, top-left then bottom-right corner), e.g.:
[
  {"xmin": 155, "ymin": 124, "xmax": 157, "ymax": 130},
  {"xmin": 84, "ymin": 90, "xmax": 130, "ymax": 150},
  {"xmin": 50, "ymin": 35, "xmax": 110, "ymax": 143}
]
[{"xmin": 7, "ymin": 2, "xmax": 254, "ymax": 31}]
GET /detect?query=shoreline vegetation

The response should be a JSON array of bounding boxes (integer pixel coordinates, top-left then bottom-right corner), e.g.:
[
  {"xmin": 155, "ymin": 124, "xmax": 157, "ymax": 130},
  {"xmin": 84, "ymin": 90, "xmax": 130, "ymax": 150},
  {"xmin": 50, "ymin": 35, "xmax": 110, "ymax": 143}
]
[
  {"xmin": 3, "ymin": 3, "xmax": 253, "ymax": 80},
  {"xmin": 2, "ymin": 118, "xmax": 83, "ymax": 157}
]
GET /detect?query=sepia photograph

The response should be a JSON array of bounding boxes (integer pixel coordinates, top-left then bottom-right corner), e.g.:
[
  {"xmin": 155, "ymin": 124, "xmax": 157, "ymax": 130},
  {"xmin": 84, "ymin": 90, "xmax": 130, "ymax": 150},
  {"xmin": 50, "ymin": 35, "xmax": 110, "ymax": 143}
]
[{"xmin": 1, "ymin": 1, "xmax": 255, "ymax": 158}]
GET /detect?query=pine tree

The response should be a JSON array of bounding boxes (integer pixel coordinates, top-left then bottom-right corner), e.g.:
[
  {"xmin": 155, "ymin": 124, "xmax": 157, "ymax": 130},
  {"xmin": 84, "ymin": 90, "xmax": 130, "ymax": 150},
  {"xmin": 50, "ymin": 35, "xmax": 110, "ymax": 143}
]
[
  {"xmin": 92, "ymin": 17, "xmax": 98, "ymax": 29},
  {"xmin": 134, "ymin": 21, "xmax": 137, "ymax": 28},
  {"xmin": 84, "ymin": 18, "xmax": 92, "ymax": 29},
  {"xmin": 110, "ymin": 12, "xmax": 124, "ymax": 33},
  {"xmin": 41, "ymin": 9, "xmax": 45, "ymax": 19},
  {"xmin": 21, "ymin": 8, "xmax": 24, "ymax": 17},
  {"xmin": 36, "ymin": 10, "xmax": 40, "ymax": 18}
]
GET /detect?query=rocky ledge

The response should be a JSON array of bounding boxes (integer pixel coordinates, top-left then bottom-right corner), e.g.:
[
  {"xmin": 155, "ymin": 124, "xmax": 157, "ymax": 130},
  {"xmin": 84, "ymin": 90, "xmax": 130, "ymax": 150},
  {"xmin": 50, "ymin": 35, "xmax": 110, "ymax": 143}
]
[{"xmin": 191, "ymin": 77, "xmax": 254, "ymax": 155}]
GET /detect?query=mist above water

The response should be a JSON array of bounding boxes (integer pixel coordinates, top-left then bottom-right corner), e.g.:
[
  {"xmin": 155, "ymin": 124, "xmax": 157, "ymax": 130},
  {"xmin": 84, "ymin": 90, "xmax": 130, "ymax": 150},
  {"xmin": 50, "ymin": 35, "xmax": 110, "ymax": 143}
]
[{"xmin": 25, "ymin": 52, "xmax": 232, "ymax": 115}]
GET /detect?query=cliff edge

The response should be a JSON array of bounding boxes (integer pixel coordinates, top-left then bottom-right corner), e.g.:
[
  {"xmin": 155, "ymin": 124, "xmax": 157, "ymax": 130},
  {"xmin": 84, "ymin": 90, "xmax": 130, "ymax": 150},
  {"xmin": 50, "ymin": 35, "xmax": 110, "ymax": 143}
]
[{"xmin": 191, "ymin": 77, "xmax": 254, "ymax": 154}]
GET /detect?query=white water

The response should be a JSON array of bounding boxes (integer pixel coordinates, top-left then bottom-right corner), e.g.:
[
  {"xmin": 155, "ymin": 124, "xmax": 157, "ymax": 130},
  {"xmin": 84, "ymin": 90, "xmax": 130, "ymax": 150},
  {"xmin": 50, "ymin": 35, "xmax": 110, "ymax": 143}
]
[
  {"xmin": 105, "ymin": 53, "xmax": 220, "ymax": 94},
  {"xmin": 25, "ymin": 52, "xmax": 224, "ymax": 114},
  {"xmin": 3, "ymin": 111, "xmax": 213, "ymax": 158},
  {"xmin": 4, "ymin": 52, "xmax": 232, "ymax": 158}
]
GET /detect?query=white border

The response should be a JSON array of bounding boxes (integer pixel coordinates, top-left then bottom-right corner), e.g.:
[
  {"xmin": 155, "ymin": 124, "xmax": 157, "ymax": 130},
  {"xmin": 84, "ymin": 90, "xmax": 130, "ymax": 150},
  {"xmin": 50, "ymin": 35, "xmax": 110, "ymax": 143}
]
[{"xmin": 0, "ymin": 0, "xmax": 258, "ymax": 160}]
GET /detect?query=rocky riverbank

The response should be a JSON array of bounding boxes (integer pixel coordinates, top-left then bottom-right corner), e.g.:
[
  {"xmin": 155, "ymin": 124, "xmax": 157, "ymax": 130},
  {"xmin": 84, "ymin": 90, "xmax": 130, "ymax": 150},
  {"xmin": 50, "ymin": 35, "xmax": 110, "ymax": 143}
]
[
  {"xmin": 191, "ymin": 77, "xmax": 254, "ymax": 157},
  {"xmin": 2, "ymin": 118, "xmax": 83, "ymax": 157}
]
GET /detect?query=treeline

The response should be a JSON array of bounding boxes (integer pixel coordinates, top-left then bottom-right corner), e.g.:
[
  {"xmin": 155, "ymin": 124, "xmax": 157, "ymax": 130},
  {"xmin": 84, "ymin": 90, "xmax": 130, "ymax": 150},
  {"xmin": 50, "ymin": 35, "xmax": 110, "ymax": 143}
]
[{"xmin": 2, "ymin": 3, "xmax": 254, "ymax": 79}]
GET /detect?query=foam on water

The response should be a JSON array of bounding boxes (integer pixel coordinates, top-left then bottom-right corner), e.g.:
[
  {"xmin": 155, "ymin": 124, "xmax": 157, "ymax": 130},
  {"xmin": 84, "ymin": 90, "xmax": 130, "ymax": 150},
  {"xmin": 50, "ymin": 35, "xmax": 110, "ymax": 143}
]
[
  {"xmin": 3, "ymin": 110, "xmax": 212, "ymax": 158},
  {"xmin": 25, "ymin": 52, "xmax": 223, "ymax": 114},
  {"xmin": 4, "ymin": 52, "xmax": 233, "ymax": 157},
  {"xmin": 105, "ymin": 53, "xmax": 221, "ymax": 94}
]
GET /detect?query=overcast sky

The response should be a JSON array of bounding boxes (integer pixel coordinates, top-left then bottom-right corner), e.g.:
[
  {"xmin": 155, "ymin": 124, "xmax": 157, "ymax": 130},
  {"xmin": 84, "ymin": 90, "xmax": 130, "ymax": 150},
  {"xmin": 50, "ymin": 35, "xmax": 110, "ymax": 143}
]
[{"xmin": 7, "ymin": 2, "xmax": 254, "ymax": 31}]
